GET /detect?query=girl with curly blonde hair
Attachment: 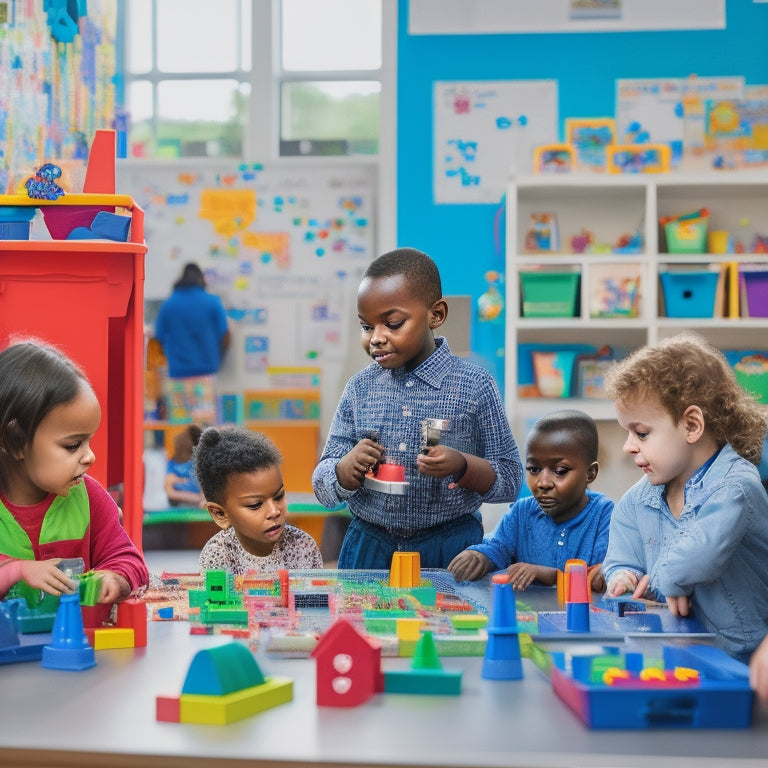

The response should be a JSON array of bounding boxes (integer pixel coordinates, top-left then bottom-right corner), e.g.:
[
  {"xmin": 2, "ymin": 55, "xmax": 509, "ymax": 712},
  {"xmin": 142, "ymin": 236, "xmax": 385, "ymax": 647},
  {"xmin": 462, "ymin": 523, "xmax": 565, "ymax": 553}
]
[{"xmin": 602, "ymin": 332, "xmax": 768, "ymax": 661}]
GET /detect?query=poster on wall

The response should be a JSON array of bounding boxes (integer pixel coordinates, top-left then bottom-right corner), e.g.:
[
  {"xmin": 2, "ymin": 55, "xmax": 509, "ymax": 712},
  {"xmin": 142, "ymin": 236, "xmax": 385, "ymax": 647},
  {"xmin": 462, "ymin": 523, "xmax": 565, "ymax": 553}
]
[
  {"xmin": 434, "ymin": 80, "xmax": 558, "ymax": 204},
  {"xmin": 616, "ymin": 76, "xmax": 745, "ymax": 168},
  {"xmin": 117, "ymin": 162, "xmax": 374, "ymax": 394},
  {"xmin": 410, "ymin": 0, "xmax": 724, "ymax": 33}
]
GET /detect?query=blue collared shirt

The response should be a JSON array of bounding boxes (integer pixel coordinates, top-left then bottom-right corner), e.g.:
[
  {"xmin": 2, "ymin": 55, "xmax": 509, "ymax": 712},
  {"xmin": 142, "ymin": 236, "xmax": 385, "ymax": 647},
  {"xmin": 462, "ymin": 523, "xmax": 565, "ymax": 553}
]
[
  {"xmin": 312, "ymin": 337, "xmax": 523, "ymax": 536},
  {"xmin": 469, "ymin": 490, "xmax": 614, "ymax": 573},
  {"xmin": 603, "ymin": 443, "xmax": 768, "ymax": 660}
]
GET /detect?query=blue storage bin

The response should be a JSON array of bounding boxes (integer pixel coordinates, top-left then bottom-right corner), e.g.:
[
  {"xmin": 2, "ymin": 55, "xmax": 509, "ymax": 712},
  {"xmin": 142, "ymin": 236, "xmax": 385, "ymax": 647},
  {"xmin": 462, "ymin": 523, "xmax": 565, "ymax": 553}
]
[
  {"xmin": 0, "ymin": 206, "xmax": 36, "ymax": 240},
  {"xmin": 660, "ymin": 270, "xmax": 719, "ymax": 318}
]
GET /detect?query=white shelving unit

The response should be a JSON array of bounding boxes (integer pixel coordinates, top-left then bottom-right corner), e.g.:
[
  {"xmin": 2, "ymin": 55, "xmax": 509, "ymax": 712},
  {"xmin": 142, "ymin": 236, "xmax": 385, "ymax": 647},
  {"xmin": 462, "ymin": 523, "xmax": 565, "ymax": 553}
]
[{"xmin": 505, "ymin": 171, "xmax": 768, "ymax": 499}]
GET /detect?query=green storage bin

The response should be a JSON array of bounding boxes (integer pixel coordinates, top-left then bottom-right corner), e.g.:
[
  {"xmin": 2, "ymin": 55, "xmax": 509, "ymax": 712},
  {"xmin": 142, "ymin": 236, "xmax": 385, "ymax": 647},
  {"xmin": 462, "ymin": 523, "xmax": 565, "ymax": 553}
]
[{"xmin": 520, "ymin": 271, "xmax": 580, "ymax": 318}]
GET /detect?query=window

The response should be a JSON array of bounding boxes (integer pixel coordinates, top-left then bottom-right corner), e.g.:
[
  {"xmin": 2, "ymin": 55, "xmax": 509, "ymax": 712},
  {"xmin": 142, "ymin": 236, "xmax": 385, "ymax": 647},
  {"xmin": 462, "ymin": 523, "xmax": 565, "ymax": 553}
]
[{"xmin": 121, "ymin": 0, "xmax": 382, "ymax": 159}]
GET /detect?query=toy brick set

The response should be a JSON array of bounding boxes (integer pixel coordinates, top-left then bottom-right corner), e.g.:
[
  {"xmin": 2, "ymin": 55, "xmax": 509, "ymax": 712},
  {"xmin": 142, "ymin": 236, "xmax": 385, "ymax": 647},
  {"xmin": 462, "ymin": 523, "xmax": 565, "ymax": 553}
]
[{"xmin": 0, "ymin": 553, "xmax": 755, "ymax": 729}]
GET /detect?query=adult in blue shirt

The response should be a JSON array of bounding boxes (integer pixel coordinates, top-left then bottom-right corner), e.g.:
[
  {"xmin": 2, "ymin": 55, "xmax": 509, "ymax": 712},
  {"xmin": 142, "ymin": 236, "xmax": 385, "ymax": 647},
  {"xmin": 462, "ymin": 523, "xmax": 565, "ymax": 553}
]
[
  {"xmin": 155, "ymin": 263, "xmax": 230, "ymax": 379},
  {"xmin": 154, "ymin": 263, "xmax": 230, "ymax": 425}
]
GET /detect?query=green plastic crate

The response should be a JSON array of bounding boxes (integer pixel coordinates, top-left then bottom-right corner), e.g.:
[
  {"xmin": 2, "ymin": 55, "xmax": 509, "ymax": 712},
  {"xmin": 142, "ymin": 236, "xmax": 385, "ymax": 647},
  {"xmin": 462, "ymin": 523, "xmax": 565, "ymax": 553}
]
[{"xmin": 521, "ymin": 271, "xmax": 580, "ymax": 317}]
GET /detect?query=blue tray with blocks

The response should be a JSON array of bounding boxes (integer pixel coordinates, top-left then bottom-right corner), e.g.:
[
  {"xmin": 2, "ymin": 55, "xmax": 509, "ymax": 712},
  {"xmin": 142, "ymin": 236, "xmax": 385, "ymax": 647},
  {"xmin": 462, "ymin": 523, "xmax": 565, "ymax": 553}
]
[{"xmin": 550, "ymin": 644, "xmax": 753, "ymax": 729}]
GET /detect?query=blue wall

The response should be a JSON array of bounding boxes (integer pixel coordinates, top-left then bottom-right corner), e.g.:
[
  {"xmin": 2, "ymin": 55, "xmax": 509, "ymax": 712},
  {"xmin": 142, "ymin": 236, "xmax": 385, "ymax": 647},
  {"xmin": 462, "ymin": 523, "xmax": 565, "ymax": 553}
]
[{"xmin": 396, "ymin": 0, "xmax": 768, "ymax": 387}]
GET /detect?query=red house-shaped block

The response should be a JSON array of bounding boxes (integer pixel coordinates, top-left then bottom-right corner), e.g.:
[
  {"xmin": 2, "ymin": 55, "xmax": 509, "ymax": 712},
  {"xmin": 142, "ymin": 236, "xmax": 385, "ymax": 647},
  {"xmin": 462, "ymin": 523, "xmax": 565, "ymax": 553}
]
[{"xmin": 311, "ymin": 619, "xmax": 384, "ymax": 707}]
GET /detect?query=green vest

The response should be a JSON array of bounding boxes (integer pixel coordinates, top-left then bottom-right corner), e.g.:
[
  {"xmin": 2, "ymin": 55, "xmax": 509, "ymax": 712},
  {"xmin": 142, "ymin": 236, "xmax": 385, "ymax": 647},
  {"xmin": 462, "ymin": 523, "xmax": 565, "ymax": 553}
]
[{"xmin": 0, "ymin": 482, "xmax": 90, "ymax": 559}]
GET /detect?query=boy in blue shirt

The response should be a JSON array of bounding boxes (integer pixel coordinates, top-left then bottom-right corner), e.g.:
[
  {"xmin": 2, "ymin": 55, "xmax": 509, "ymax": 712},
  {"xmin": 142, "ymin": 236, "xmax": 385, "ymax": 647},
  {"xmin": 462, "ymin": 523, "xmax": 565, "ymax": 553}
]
[
  {"xmin": 313, "ymin": 248, "xmax": 523, "ymax": 569},
  {"xmin": 448, "ymin": 409, "xmax": 613, "ymax": 590}
]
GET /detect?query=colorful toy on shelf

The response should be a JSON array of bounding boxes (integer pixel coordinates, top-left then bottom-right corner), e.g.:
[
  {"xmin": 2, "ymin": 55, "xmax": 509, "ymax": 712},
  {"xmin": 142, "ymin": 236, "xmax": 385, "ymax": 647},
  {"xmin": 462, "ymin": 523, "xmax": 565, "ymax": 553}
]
[
  {"xmin": 25, "ymin": 162, "xmax": 65, "ymax": 200},
  {"xmin": 524, "ymin": 212, "xmax": 559, "ymax": 252},
  {"xmin": 660, "ymin": 208, "xmax": 709, "ymax": 254},
  {"xmin": 565, "ymin": 118, "xmax": 616, "ymax": 172},
  {"xmin": 570, "ymin": 229, "xmax": 594, "ymax": 254},
  {"xmin": 156, "ymin": 642, "xmax": 293, "ymax": 724},
  {"xmin": 550, "ymin": 644, "xmax": 753, "ymax": 729}
]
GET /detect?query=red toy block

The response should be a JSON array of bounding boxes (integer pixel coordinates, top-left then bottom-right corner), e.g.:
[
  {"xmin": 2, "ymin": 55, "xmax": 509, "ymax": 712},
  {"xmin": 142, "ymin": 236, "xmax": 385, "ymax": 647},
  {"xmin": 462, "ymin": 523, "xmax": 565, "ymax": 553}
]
[
  {"xmin": 115, "ymin": 598, "xmax": 148, "ymax": 647},
  {"xmin": 156, "ymin": 695, "xmax": 181, "ymax": 723},
  {"xmin": 83, "ymin": 130, "xmax": 116, "ymax": 194}
]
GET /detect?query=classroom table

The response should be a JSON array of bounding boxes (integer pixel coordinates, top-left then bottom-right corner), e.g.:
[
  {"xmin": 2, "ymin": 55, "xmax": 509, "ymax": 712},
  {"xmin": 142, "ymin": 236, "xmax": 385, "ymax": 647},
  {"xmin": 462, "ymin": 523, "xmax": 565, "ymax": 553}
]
[{"xmin": 2, "ymin": 582, "xmax": 768, "ymax": 768}]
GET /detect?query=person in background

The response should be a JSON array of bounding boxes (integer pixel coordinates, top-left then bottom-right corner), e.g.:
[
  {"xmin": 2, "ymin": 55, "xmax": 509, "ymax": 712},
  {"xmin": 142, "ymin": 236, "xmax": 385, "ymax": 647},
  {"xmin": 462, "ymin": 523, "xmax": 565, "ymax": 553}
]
[
  {"xmin": 165, "ymin": 424, "xmax": 203, "ymax": 507},
  {"xmin": 448, "ymin": 409, "xmax": 612, "ymax": 590},
  {"xmin": 602, "ymin": 332, "xmax": 768, "ymax": 662},
  {"xmin": 0, "ymin": 340, "xmax": 148, "ymax": 603},
  {"xmin": 195, "ymin": 426, "xmax": 323, "ymax": 573},
  {"xmin": 154, "ymin": 262, "xmax": 231, "ymax": 425},
  {"xmin": 312, "ymin": 248, "xmax": 523, "ymax": 570}
]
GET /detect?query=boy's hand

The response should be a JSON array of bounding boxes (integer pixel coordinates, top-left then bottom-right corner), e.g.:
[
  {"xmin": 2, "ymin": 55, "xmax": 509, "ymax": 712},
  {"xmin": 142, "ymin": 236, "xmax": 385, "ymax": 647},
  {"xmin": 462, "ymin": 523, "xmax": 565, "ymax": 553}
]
[
  {"xmin": 750, "ymin": 635, "xmax": 768, "ymax": 705},
  {"xmin": 336, "ymin": 438, "xmax": 384, "ymax": 490},
  {"xmin": 606, "ymin": 569, "xmax": 639, "ymax": 597},
  {"xmin": 664, "ymin": 594, "xmax": 691, "ymax": 617},
  {"xmin": 20, "ymin": 559, "xmax": 78, "ymax": 596},
  {"xmin": 94, "ymin": 570, "xmax": 131, "ymax": 603},
  {"xmin": 587, "ymin": 563, "xmax": 606, "ymax": 593},
  {"xmin": 447, "ymin": 550, "xmax": 490, "ymax": 582},
  {"xmin": 507, "ymin": 561, "xmax": 548, "ymax": 590},
  {"xmin": 417, "ymin": 445, "xmax": 465, "ymax": 479}
]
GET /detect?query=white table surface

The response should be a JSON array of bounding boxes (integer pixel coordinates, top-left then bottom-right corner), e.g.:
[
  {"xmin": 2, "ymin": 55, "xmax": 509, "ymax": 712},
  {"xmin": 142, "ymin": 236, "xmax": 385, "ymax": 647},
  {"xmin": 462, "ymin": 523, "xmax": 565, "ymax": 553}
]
[{"xmin": 2, "ymin": 558, "xmax": 768, "ymax": 768}]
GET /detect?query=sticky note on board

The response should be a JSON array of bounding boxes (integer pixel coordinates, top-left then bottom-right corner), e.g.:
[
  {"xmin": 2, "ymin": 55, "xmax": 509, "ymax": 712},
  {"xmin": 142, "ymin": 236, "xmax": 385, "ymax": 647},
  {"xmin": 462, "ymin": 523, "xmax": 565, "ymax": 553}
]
[{"xmin": 198, "ymin": 189, "xmax": 257, "ymax": 237}]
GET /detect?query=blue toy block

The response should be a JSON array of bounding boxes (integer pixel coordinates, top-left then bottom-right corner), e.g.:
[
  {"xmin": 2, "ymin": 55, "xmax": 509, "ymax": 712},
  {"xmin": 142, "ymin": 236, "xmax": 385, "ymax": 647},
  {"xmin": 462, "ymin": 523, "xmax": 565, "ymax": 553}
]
[
  {"xmin": 481, "ymin": 576, "xmax": 523, "ymax": 680},
  {"xmin": 0, "ymin": 601, "xmax": 46, "ymax": 665},
  {"xmin": 67, "ymin": 211, "xmax": 131, "ymax": 242},
  {"xmin": 41, "ymin": 592, "xmax": 96, "ymax": 671}
]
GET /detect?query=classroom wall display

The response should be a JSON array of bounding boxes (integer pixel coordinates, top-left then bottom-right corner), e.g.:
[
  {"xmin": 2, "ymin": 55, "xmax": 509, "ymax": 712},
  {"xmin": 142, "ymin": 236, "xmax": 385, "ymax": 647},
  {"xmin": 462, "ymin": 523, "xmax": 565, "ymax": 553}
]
[
  {"xmin": 434, "ymin": 81, "xmax": 558, "ymax": 204},
  {"xmin": 409, "ymin": 0, "xmax": 725, "ymax": 34},
  {"xmin": 0, "ymin": 1, "xmax": 117, "ymax": 194},
  {"xmin": 117, "ymin": 162, "xmax": 375, "ymax": 408}
]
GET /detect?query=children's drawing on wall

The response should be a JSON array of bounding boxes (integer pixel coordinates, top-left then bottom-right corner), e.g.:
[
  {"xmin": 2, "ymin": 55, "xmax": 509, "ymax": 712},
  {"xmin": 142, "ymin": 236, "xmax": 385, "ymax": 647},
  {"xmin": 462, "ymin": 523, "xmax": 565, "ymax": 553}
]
[
  {"xmin": 616, "ymin": 76, "xmax": 745, "ymax": 170},
  {"xmin": 0, "ymin": 1, "xmax": 117, "ymax": 193},
  {"xmin": 433, "ymin": 80, "xmax": 558, "ymax": 204},
  {"xmin": 118, "ymin": 163, "xmax": 374, "ymax": 401}
]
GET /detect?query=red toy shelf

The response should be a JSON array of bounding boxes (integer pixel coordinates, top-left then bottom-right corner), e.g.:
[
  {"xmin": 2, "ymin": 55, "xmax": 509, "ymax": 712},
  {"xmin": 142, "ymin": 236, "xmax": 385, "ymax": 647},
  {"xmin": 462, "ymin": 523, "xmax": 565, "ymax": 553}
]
[{"xmin": 0, "ymin": 193, "xmax": 148, "ymax": 551}]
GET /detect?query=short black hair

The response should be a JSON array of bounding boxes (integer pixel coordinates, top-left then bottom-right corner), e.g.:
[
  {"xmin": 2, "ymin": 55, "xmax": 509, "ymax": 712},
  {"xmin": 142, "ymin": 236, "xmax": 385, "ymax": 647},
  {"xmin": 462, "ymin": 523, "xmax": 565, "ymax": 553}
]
[
  {"xmin": 193, "ymin": 426, "xmax": 282, "ymax": 503},
  {"xmin": 528, "ymin": 409, "xmax": 599, "ymax": 463},
  {"xmin": 362, "ymin": 248, "xmax": 442, "ymax": 307},
  {"xmin": 0, "ymin": 340, "xmax": 90, "ymax": 460},
  {"xmin": 174, "ymin": 262, "xmax": 206, "ymax": 289}
]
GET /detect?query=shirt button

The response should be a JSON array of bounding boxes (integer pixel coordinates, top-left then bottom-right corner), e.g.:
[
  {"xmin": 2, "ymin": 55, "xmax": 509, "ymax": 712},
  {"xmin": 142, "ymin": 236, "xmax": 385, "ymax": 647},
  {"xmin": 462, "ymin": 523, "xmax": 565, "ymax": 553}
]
[
  {"xmin": 557, "ymin": 541, "xmax": 564, "ymax": 546},
  {"xmin": 405, "ymin": 380, "xmax": 414, "ymax": 387}
]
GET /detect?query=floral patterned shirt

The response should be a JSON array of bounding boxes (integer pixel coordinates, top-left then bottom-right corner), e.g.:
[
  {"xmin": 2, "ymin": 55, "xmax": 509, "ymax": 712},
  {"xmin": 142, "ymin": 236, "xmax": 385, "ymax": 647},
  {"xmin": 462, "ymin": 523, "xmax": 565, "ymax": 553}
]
[{"xmin": 199, "ymin": 524, "xmax": 324, "ymax": 574}]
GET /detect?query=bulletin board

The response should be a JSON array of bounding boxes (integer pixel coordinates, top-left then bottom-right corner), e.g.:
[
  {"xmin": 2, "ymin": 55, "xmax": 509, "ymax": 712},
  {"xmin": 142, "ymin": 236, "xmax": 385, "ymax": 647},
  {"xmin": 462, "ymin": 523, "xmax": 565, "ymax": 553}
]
[
  {"xmin": 433, "ymin": 80, "xmax": 558, "ymax": 204},
  {"xmin": 117, "ymin": 162, "xmax": 375, "ymax": 393}
]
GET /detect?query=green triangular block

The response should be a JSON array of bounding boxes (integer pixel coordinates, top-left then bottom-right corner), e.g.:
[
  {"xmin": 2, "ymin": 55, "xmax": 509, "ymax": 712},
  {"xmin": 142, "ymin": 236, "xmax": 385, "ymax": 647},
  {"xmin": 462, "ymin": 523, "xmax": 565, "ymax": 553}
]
[{"xmin": 411, "ymin": 631, "xmax": 442, "ymax": 670}]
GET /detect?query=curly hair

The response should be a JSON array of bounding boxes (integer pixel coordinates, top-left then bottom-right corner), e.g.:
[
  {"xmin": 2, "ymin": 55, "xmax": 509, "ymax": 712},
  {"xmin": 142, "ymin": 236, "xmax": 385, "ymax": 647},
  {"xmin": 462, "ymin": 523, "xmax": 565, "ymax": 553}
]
[
  {"xmin": 605, "ymin": 332, "xmax": 767, "ymax": 464},
  {"xmin": 193, "ymin": 426, "xmax": 282, "ymax": 504}
]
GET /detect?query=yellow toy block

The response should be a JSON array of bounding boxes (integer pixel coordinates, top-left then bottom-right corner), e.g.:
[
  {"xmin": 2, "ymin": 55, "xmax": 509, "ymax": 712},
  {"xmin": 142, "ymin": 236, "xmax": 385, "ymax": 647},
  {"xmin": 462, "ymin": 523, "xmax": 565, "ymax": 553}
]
[
  {"xmin": 396, "ymin": 618, "xmax": 424, "ymax": 642},
  {"xmin": 179, "ymin": 677, "xmax": 293, "ymax": 724},
  {"xmin": 389, "ymin": 551, "xmax": 420, "ymax": 588},
  {"xmin": 92, "ymin": 627, "xmax": 135, "ymax": 650}
]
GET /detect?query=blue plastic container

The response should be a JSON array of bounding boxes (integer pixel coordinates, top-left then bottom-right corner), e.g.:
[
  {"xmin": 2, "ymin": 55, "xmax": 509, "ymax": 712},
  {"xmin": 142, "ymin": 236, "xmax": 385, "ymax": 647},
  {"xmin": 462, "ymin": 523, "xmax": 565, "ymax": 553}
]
[
  {"xmin": 660, "ymin": 270, "xmax": 719, "ymax": 318},
  {"xmin": 0, "ymin": 206, "xmax": 37, "ymax": 240}
]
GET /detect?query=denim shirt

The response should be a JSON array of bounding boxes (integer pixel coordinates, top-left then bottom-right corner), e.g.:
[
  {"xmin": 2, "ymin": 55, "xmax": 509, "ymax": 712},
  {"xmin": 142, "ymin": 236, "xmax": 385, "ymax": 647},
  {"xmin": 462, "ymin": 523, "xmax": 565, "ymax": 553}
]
[
  {"xmin": 312, "ymin": 337, "xmax": 523, "ymax": 536},
  {"xmin": 603, "ymin": 443, "xmax": 768, "ymax": 660}
]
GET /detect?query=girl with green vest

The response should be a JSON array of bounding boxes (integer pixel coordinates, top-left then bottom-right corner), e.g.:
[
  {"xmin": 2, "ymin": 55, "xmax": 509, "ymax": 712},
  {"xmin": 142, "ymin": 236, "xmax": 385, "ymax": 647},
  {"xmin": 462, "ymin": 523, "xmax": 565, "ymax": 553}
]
[{"xmin": 0, "ymin": 341, "xmax": 148, "ymax": 603}]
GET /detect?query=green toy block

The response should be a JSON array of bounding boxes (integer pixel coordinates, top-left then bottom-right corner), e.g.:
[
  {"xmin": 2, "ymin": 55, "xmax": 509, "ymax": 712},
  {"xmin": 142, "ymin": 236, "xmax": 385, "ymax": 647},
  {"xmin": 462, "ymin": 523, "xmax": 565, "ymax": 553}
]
[
  {"xmin": 78, "ymin": 571, "xmax": 102, "ymax": 606},
  {"xmin": 450, "ymin": 613, "xmax": 488, "ymax": 630}
]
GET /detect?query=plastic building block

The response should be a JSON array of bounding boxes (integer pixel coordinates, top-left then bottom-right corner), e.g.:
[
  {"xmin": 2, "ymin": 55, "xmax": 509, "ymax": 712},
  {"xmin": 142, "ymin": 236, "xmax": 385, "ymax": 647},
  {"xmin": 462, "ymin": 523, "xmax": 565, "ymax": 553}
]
[
  {"xmin": 67, "ymin": 211, "xmax": 131, "ymax": 241},
  {"xmin": 0, "ymin": 600, "xmax": 46, "ymax": 665},
  {"xmin": 384, "ymin": 631, "xmax": 462, "ymax": 695},
  {"xmin": 312, "ymin": 619, "xmax": 384, "ymax": 707},
  {"xmin": 389, "ymin": 551, "xmax": 421, "ymax": 588},
  {"xmin": 115, "ymin": 597, "xmax": 148, "ymax": 647},
  {"xmin": 363, "ymin": 475, "xmax": 408, "ymax": 495},
  {"xmin": 550, "ymin": 644, "xmax": 753, "ymax": 729},
  {"xmin": 41, "ymin": 592, "xmax": 96, "ymax": 671},
  {"xmin": 90, "ymin": 628, "xmax": 134, "ymax": 650},
  {"xmin": 564, "ymin": 559, "xmax": 590, "ymax": 632},
  {"xmin": 78, "ymin": 571, "xmax": 102, "ymax": 606},
  {"xmin": 157, "ymin": 643, "xmax": 293, "ymax": 724},
  {"xmin": 82, "ymin": 130, "xmax": 116, "ymax": 194},
  {"xmin": 482, "ymin": 574, "xmax": 523, "ymax": 680}
]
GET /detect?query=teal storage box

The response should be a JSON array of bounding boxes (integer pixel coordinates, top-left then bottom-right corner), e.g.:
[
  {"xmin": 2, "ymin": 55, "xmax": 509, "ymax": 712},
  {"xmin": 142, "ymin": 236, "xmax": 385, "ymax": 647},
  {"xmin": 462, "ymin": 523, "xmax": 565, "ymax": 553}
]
[
  {"xmin": 520, "ymin": 271, "xmax": 580, "ymax": 318},
  {"xmin": 660, "ymin": 270, "xmax": 719, "ymax": 318}
]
